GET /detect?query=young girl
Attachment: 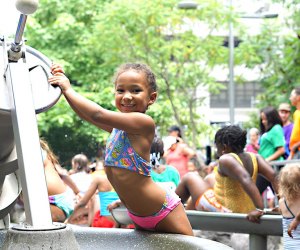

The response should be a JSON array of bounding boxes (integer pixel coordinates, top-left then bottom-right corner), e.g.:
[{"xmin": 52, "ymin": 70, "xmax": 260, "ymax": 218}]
[
  {"xmin": 175, "ymin": 125, "xmax": 278, "ymax": 223},
  {"xmin": 49, "ymin": 63, "xmax": 193, "ymax": 235},
  {"xmin": 107, "ymin": 136, "xmax": 181, "ymax": 223},
  {"xmin": 278, "ymin": 163, "xmax": 300, "ymax": 247},
  {"xmin": 68, "ymin": 172, "xmax": 119, "ymax": 228},
  {"xmin": 68, "ymin": 153, "xmax": 96, "ymax": 226}
]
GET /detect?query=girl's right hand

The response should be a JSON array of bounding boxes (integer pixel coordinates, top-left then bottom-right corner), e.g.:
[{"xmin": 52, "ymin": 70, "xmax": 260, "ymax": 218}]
[
  {"xmin": 246, "ymin": 209, "xmax": 264, "ymax": 223},
  {"xmin": 48, "ymin": 64, "xmax": 71, "ymax": 93},
  {"xmin": 107, "ymin": 200, "xmax": 122, "ymax": 212}
]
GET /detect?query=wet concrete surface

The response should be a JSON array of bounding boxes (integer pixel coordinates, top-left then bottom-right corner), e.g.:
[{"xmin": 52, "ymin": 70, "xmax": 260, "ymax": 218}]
[{"xmin": 194, "ymin": 230, "xmax": 282, "ymax": 250}]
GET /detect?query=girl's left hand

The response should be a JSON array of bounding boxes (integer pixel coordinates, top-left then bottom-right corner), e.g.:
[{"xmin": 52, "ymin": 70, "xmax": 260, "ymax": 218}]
[
  {"xmin": 48, "ymin": 64, "xmax": 71, "ymax": 93},
  {"xmin": 246, "ymin": 209, "xmax": 264, "ymax": 223}
]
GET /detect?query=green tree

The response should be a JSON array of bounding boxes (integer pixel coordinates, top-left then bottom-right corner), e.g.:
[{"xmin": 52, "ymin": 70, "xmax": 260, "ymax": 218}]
[
  {"xmin": 247, "ymin": 0, "xmax": 300, "ymax": 109},
  {"xmin": 26, "ymin": 0, "xmax": 229, "ymax": 161},
  {"xmin": 27, "ymin": 0, "xmax": 275, "ymax": 163},
  {"xmin": 233, "ymin": 0, "xmax": 300, "ymax": 130}
]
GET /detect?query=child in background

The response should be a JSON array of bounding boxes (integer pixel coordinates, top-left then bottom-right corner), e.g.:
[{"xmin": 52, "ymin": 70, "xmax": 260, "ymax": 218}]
[
  {"xmin": 278, "ymin": 164, "xmax": 300, "ymax": 248},
  {"xmin": 68, "ymin": 172, "xmax": 119, "ymax": 228},
  {"xmin": 11, "ymin": 140, "xmax": 79, "ymax": 223},
  {"xmin": 40, "ymin": 139, "xmax": 76, "ymax": 222},
  {"xmin": 49, "ymin": 63, "xmax": 193, "ymax": 235},
  {"xmin": 150, "ymin": 137, "xmax": 180, "ymax": 192},
  {"xmin": 69, "ymin": 154, "xmax": 93, "ymax": 196},
  {"xmin": 175, "ymin": 125, "xmax": 278, "ymax": 223},
  {"xmin": 245, "ymin": 127, "xmax": 260, "ymax": 154},
  {"xmin": 68, "ymin": 153, "xmax": 96, "ymax": 226}
]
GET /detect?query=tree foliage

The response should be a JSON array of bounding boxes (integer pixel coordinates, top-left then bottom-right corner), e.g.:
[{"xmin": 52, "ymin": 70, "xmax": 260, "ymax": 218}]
[
  {"xmin": 247, "ymin": 1, "xmax": 300, "ymax": 109},
  {"xmin": 236, "ymin": 0, "xmax": 300, "ymax": 131},
  {"xmin": 26, "ymin": 0, "xmax": 231, "ymax": 165},
  {"xmin": 25, "ymin": 0, "xmax": 292, "ymax": 164}
]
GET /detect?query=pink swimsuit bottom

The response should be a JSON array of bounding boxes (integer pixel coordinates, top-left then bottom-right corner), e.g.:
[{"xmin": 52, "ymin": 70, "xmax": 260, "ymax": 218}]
[{"xmin": 127, "ymin": 190, "xmax": 181, "ymax": 230}]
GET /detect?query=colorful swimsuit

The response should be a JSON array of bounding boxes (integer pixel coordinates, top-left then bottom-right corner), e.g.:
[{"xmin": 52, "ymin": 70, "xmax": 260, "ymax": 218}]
[
  {"xmin": 42, "ymin": 149, "xmax": 74, "ymax": 218},
  {"xmin": 105, "ymin": 128, "xmax": 151, "ymax": 176},
  {"xmin": 282, "ymin": 198, "xmax": 300, "ymax": 249},
  {"xmin": 99, "ymin": 191, "xmax": 119, "ymax": 216},
  {"xmin": 49, "ymin": 191, "xmax": 74, "ymax": 218},
  {"xmin": 105, "ymin": 128, "xmax": 181, "ymax": 230},
  {"xmin": 127, "ymin": 188, "xmax": 181, "ymax": 230}
]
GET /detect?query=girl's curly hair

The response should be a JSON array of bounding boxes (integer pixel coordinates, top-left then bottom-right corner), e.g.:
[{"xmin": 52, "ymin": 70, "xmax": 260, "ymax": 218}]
[
  {"xmin": 113, "ymin": 63, "xmax": 157, "ymax": 92},
  {"xmin": 279, "ymin": 163, "xmax": 300, "ymax": 202},
  {"xmin": 214, "ymin": 125, "xmax": 247, "ymax": 153}
]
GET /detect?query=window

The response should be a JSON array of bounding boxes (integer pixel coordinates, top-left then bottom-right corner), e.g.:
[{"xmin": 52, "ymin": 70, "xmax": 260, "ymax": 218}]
[{"xmin": 210, "ymin": 81, "xmax": 262, "ymax": 108}]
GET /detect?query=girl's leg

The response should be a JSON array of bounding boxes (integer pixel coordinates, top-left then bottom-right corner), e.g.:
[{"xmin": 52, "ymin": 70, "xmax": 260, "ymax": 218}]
[
  {"xmin": 185, "ymin": 197, "xmax": 195, "ymax": 210},
  {"xmin": 88, "ymin": 196, "xmax": 99, "ymax": 226},
  {"xmin": 50, "ymin": 204, "xmax": 66, "ymax": 222},
  {"xmin": 155, "ymin": 203, "xmax": 193, "ymax": 236},
  {"xmin": 175, "ymin": 172, "xmax": 209, "ymax": 206}
]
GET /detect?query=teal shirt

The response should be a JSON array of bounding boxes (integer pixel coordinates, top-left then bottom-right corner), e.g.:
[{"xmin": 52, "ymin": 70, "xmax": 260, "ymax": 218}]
[
  {"xmin": 258, "ymin": 124, "xmax": 285, "ymax": 160},
  {"xmin": 150, "ymin": 165, "xmax": 180, "ymax": 191}
]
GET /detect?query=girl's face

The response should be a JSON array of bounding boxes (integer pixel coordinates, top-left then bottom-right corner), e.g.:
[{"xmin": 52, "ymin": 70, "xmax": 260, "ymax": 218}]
[
  {"xmin": 114, "ymin": 70, "xmax": 157, "ymax": 113},
  {"xmin": 261, "ymin": 112, "xmax": 268, "ymax": 129}
]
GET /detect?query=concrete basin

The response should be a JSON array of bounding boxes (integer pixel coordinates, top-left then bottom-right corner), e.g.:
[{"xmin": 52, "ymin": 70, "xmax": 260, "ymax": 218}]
[{"xmin": 0, "ymin": 225, "xmax": 233, "ymax": 250}]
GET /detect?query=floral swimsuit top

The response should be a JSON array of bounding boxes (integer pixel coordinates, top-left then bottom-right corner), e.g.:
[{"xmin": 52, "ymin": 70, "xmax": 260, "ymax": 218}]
[{"xmin": 105, "ymin": 128, "xmax": 151, "ymax": 176}]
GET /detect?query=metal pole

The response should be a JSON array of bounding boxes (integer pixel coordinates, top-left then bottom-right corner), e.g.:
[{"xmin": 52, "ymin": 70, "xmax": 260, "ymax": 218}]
[
  {"xmin": 14, "ymin": 14, "xmax": 27, "ymax": 45},
  {"xmin": 5, "ymin": 61, "xmax": 53, "ymax": 227},
  {"xmin": 249, "ymin": 234, "xmax": 267, "ymax": 250},
  {"xmin": 228, "ymin": 0, "xmax": 235, "ymax": 125}
]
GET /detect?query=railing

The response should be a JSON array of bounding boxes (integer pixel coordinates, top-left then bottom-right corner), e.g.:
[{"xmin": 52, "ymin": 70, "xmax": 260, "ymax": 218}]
[
  {"xmin": 111, "ymin": 206, "xmax": 282, "ymax": 250},
  {"xmin": 269, "ymin": 159, "xmax": 300, "ymax": 172}
]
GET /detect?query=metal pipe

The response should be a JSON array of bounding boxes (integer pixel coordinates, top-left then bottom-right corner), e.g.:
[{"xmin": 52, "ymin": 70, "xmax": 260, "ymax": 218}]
[
  {"xmin": 177, "ymin": 1, "xmax": 198, "ymax": 9},
  {"xmin": 14, "ymin": 14, "xmax": 27, "ymax": 46},
  {"xmin": 8, "ymin": 14, "xmax": 28, "ymax": 61},
  {"xmin": 228, "ymin": 0, "xmax": 235, "ymax": 125}
]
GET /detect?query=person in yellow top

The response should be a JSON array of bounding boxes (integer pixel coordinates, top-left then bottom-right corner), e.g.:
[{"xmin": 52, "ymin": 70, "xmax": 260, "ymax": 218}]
[
  {"xmin": 175, "ymin": 125, "xmax": 278, "ymax": 223},
  {"xmin": 288, "ymin": 87, "xmax": 300, "ymax": 159}
]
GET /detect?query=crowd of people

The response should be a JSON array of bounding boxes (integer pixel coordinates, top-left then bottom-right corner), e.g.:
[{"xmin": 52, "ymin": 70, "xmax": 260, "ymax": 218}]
[{"xmin": 10, "ymin": 63, "xmax": 300, "ymax": 248}]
